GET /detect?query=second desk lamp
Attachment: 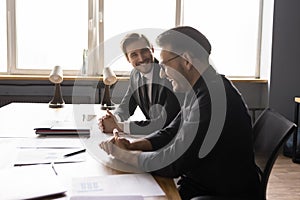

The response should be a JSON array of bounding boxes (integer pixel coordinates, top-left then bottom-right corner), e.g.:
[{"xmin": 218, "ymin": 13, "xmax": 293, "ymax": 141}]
[
  {"xmin": 101, "ymin": 67, "xmax": 117, "ymax": 110},
  {"xmin": 49, "ymin": 65, "xmax": 65, "ymax": 108}
]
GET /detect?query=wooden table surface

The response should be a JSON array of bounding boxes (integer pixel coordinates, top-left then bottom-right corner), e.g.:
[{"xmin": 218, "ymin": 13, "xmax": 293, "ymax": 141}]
[{"xmin": 0, "ymin": 103, "xmax": 181, "ymax": 200}]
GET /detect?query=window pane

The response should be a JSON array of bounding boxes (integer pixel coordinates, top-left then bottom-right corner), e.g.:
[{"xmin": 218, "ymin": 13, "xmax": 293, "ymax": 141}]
[
  {"xmin": 15, "ymin": 0, "xmax": 88, "ymax": 71},
  {"xmin": 183, "ymin": 0, "xmax": 260, "ymax": 77},
  {"xmin": 103, "ymin": 0, "xmax": 176, "ymax": 73},
  {"xmin": 0, "ymin": 0, "xmax": 7, "ymax": 72}
]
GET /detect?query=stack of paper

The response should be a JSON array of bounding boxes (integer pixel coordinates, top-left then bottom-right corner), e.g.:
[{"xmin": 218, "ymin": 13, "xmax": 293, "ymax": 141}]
[
  {"xmin": 15, "ymin": 148, "xmax": 86, "ymax": 165},
  {"xmin": 0, "ymin": 165, "xmax": 66, "ymax": 199},
  {"xmin": 14, "ymin": 138, "xmax": 86, "ymax": 165},
  {"xmin": 71, "ymin": 173, "xmax": 165, "ymax": 198}
]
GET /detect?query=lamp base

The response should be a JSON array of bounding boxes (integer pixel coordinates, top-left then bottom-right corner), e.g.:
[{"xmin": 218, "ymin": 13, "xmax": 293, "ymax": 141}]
[
  {"xmin": 49, "ymin": 83, "xmax": 65, "ymax": 108},
  {"xmin": 49, "ymin": 102, "xmax": 64, "ymax": 108},
  {"xmin": 101, "ymin": 84, "xmax": 115, "ymax": 110},
  {"xmin": 100, "ymin": 104, "xmax": 115, "ymax": 110}
]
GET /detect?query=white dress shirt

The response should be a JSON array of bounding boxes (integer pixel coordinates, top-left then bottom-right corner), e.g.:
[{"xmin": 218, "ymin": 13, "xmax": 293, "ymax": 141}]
[{"xmin": 116, "ymin": 67, "xmax": 154, "ymax": 134}]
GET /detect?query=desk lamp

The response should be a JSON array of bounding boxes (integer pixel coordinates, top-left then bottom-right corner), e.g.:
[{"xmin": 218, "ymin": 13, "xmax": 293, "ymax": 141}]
[
  {"xmin": 101, "ymin": 67, "xmax": 117, "ymax": 110},
  {"xmin": 49, "ymin": 65, "xmax": 65, "ymax": 108}
]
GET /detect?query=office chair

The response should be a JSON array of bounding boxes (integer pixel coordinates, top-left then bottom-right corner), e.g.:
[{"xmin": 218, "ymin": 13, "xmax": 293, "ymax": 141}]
[{"xmin": 191, "ymin": 108, "xmax": 296, "ymax": 200}]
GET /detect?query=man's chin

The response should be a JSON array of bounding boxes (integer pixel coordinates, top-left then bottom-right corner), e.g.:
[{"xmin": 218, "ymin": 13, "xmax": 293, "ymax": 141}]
[{"xmin": 137, "ymin": 65, "xmax": 152, "ymax": 74}]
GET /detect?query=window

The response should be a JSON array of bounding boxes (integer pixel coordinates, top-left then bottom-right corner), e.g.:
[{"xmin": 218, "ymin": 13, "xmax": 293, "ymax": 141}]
[
  {"xmin": 10, "ymin": 0, "xmax": 88, "ymax": 75},
  {"xmin": 1, "ymin": 0, "xmax": 273, "ymax": 78},
  {"xmin": 102, "ymin": 0, "xmax": 176, "ymax": 74},
  {"xmin": 183, "ymin": 0, "xmax": 261, "ymax": 77},
  {"xmin": 0, "ymin": 0, "xmax": 6, "ymax": 72}
]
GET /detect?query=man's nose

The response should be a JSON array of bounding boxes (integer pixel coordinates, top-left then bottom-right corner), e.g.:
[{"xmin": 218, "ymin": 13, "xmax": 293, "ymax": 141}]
[{"xmin": 137, "ymin": 53, "xmax": 146, "ymax": 62}]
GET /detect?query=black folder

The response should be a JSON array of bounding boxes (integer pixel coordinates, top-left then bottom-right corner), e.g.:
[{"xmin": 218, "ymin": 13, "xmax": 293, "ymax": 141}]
[{"xmin": 34, "ymin": 121, "xmax": 90, "ymax": 136}]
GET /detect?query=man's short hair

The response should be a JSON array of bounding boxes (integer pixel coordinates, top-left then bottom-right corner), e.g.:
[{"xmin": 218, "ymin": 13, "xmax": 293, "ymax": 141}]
[
  {"xmin": 156, "ymin": 26, "xmax": 211, "ymax": 59},
  {"xmin": 120, "ymin": 33, "xmax": 152, "ymax": 55}
]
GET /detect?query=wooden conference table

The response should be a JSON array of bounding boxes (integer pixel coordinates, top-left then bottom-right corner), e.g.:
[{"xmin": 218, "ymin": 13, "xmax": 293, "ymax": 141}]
[{"xmin": 0, "ymin": 103, "xmax": 181, "ymax": 200}]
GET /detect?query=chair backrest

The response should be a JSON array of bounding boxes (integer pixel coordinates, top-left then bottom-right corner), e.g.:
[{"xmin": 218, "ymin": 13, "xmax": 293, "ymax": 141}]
[{"xmin": 253, "ymin": 108, "xmax": 296, "ymax": 199}]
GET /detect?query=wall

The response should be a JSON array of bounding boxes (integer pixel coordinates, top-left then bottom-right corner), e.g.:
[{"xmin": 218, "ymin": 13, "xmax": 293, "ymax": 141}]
[
  {"xmin": 0, "ymin": 80, "xmax": 101, "ymax": 107},
  {"xmin": 269, "ymin": 0, "xmax": 300, "ymax": 121},
  {"xmin": 0, "ymin": 80, "xmax": 268, "ymax": 116}
]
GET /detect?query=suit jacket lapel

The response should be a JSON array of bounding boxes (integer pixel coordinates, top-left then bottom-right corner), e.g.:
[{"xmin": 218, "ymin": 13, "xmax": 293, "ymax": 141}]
[
  {"xmin": 152, "ymin": 64, "xmax": 164, "ymax": 104},
  {"xmin": 136, "ymin": 72, "xmax": 145, "ymax": 107}
]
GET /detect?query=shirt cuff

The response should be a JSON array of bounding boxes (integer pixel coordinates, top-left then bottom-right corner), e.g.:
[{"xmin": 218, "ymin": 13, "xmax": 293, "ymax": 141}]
[
  {"xmin": 115, "ymin": 114, "xmax": 122, "ymax": 122},
  {"xmin": 123, "ymin": 121, "xmax": 131, "ymax": 134}
]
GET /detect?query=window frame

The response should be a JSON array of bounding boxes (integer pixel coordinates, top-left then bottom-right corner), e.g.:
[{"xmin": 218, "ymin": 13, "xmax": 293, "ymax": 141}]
[
  {"xmin": 2, "ymin": 0, "xmax": 271, "ymax": 78},
  {"xmin": 6, "ymin": 0, "xmax": 97, "ymax": 76}
]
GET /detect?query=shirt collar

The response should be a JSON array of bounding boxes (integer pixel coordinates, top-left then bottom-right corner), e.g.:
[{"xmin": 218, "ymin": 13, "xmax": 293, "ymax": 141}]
[{"xmin": 140, "ymin": 67, "xmax": 154, "ymax": 81}]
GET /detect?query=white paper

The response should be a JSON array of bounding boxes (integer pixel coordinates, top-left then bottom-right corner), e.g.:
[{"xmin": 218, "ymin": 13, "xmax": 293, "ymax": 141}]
[
  {"xmin": 15, "ymin": 148, "xmax": 86, "ymax": 165},
  {"xmin": 71, "ymin": 173, "xmax": 165, "ymax": 197},
  {"xmin": 0, "ymin": 165, "xmax": 66, "ymax": 199},
  {"xmin": 0, "ymin": 139, "xmax": 18, "ymax": 169},
  {"xmin": 18, "ymin": 138, "xmax": 84, "ymax": 149}
]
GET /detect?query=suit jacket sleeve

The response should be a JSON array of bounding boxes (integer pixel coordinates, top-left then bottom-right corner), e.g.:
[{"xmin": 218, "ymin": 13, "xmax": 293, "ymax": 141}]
[
  {"xmin": 129, "ymin": 87, "xmax": 183, "ymax": 135},
  {"xmin": 114, "ymin": 71, "xmax": 138, "ymax": 121},
  {"xmin": 138, "ymin": 93, "xmax": 207, "ymax": 177},
  {"xmin": 137, "ymin": 77, "xmax": 213, "ymax": 177}
]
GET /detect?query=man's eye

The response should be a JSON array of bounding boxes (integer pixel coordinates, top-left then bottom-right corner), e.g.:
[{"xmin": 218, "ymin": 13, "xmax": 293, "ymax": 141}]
[
  {"xmin": 141, "ymin": 48, "xmax": 150, "ymax": 54},
  {"xmin": 130, "ymin": 54, "xmax": 137, "ymax": 58}
]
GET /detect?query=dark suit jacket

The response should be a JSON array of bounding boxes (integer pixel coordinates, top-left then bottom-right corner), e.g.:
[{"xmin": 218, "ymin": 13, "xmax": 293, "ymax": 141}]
[
  {"xmin": 139, "ymin": 67, "xmax": 260, "ymax": 199},
  {"xmin": 114, "ymin": 60, "xmax": 183, "ymax": 135}
]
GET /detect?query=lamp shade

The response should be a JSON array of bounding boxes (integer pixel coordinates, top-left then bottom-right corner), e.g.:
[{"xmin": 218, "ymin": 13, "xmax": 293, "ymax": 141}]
[
  {"xmin": 103, "ymin": 67, "xmax": 117, "ymax": 86},
  {"xmin": 49, "ymin": 65, "xmax": 63, "ymax": 84}
]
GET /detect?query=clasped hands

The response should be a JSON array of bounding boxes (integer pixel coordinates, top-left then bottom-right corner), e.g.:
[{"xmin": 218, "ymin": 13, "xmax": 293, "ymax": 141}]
[
  {"xmin": 98, "ymin": 109, "xmax": 122, "ymax": 134},
  {"xmin": 98, "ymin": 110, "xmax": 135, "ymax": 161}
]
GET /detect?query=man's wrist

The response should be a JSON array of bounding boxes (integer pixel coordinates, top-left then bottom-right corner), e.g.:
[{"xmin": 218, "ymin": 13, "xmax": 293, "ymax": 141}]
[
  {"xmin": 117, "ymin": 122, "xmax": 124, "ymax": 132},
  {"xmin": 118, "ymin": 148, "xmax": 141, "ymax": 167},
  {"xmin": 115, "ymin": 114, "xmax": 122, "ymax": 122}
]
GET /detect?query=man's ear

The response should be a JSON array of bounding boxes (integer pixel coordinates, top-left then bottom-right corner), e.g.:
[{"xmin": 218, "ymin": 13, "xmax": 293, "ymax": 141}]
[
  {"xmin": 182, "ymin": 52, "xmax": 193, "ymax": 70},
  {"xmin": 125, "ymin": 54, "xmax": 130, "ymax": 62},
  {"xmin": 149, "ymin": 44, "xmax": 154, "ymax": 53}
]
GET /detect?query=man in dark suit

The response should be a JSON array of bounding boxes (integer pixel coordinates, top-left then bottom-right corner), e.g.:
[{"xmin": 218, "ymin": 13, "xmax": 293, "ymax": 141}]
[
  {"xmin": 99, "ymin": 33, "xmax": 182, "ymax": 135},
  {"xmin": 99, "ymin": 27, "xmax": 260, "ymax": 199}
]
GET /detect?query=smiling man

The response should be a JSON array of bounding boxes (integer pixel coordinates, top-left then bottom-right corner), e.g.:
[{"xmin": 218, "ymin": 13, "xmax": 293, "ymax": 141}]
[
  {"xmin": 99, "ymin": 33, "xmax": 182, "ymax": 135},
  {"xmin": 99, "ymin": 27, "xmax": 260, "ymax": 200}
]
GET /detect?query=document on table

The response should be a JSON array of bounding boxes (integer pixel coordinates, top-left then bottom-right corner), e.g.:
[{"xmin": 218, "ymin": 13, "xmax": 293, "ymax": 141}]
[
  {"xmin": 0, "ymin": 165, "xmax": 66, "ymax": 199},
  {"xmin": 0, "ymin": 139, "xmax": 18, "ymax": 169},
  {"xmin": 71, "ymin": 173, "xmax": 165, "ymax": 197},
  {"xmin": 18, "ymin": 138, "xmax": 84, "ymax": 149},
  {"xmin": 14, "ymin": 148, "xmax": 86, "ymax": 165}
]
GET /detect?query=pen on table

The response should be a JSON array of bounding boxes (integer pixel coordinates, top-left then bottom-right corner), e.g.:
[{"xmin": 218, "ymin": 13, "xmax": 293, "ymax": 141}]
[
  {"xmin": 64, "ymin": 149, "xmax": 86, "ymax": 157},
  {"xmin": 51, "ymin": 161, "xmax": 58, "ymax": 175}
]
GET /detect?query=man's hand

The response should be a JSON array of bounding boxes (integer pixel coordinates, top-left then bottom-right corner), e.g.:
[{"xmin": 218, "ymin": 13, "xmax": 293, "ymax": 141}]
[
  {"xmin": 98, "ymin": 110, "xmax": 122, "ymax": 133},
  {"xmin": 99, "ymin": 129, "xmax": 140, "ymax": 167},
  {"xmin": 112, "ymin": 129, "xmax": 131, "ymax": 149},
  {"xmin": 99, "ymin": 128, "xmax": 131, "ymax": 155}
]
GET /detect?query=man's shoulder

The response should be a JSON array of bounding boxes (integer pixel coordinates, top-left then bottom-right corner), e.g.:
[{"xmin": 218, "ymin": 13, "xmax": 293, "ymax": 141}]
[{"xmin": 129, "ymin": 68, "xmax": 140, "ymax": 79}]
